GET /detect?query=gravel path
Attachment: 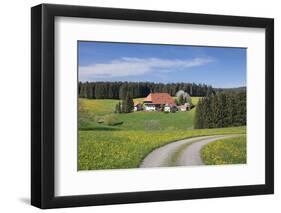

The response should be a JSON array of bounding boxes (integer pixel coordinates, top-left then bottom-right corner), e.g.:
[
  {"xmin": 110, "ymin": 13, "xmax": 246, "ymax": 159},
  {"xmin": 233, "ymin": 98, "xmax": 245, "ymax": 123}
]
[{"xmin": 140, "ymin": 135, "xmax": 238, "ymax": 168}]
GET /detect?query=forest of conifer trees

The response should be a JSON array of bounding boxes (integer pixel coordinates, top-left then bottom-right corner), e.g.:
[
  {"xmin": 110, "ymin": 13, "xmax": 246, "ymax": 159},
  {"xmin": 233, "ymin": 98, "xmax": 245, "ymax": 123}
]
[
  {"xmin": 78, "ymin": 81, "xmax": 214, "ymax": 99},
  {"xmin": 194, "ymin": 91, "xmax": 246, "ymax": 129}
]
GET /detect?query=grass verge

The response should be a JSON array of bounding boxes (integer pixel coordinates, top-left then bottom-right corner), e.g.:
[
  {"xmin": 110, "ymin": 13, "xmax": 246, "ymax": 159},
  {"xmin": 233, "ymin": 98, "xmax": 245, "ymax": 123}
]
[{"xmin": 200, "ymin": 135, "xmax": 246, "ymax": 165}]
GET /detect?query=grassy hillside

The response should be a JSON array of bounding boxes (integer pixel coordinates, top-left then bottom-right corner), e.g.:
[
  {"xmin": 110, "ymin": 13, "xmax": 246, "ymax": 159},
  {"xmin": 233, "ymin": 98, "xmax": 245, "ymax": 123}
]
[
  {"xmin": 79, "ymin": 99, "xmax": 117, "ymax": 115},
  {"xmin": 79, "ymin": 97, "xmax": 200, "ymax": 131},
  {"xmin": 78, "ymin": 97, "xmax": 246, "ymax": 171}
]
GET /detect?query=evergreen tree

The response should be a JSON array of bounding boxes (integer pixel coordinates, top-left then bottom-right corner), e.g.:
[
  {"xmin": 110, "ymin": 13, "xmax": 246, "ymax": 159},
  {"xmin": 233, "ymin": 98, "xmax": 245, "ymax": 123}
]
[
  {"xmin": 115, "ymin": 102, "xmax": 122, "ymax": 113},
  {"xmin": 203, "ymin": 96, "xmax": 213, "ymax": 128},
  {"xmin": 121, "ymin": 94, "xmax": 134, "ymax": 113},
  {"xmin": 119, "ymin": 84, "xmax": 127, "ymax": 100},
  {"xmin": 179, "ymin": 95, "xmax": 185, "ymax": 105},
  {"xmin": 194, "ymin": 99, "xmax": 203, "ymax": 129},
  {"xmin": 121, "ymin": 98, "xmax": 127, "ymax": 113},
  {"xmin": 127, "ymin": 95, "xmax": 134, "ymax": 113},
  {"xmin": 235, "ymin": 92, "xmax": 246, "ymax": 125},
  {"xmin": 194, "ymin": 91, "xmax": 246, "ymax": 129},
  {"xmin": 78, "ymin": 81, "xmax": 215, "ymax": 99}
]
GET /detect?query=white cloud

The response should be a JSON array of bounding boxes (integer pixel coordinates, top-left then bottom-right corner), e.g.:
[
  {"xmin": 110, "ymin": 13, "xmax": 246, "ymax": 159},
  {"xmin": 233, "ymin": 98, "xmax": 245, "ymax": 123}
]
[{"xmin": 79, "ymin": 57, "xmax": 214, "ymax": 81}]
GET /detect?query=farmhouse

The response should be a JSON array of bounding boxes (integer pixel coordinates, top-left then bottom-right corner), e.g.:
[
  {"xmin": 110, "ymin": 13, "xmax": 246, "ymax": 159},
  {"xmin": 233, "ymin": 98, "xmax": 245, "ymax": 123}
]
[
  {"xmin": 143, "ymin": 93, "xmax": 176, "ymax": 111},
  {"xmin": 178, "ymin": 102, "xmax": 191, "ymax": 111},
  {"xmin": 134, "ymin": 101, "xmax": 142, "ymax": 111}
]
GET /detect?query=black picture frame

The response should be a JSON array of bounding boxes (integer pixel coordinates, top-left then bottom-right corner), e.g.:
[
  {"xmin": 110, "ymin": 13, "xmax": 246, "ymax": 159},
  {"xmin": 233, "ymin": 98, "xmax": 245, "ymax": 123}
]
[{"xmin": 31, "ymin": 3, "xmax": 274, "ymax": 209}]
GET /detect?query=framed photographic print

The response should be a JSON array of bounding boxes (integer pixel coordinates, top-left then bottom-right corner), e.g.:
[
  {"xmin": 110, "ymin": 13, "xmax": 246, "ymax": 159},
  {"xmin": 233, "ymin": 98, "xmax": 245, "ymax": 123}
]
[{"xmin": 31, "ymin": 4, "xmax": 274, "ymax": 209}]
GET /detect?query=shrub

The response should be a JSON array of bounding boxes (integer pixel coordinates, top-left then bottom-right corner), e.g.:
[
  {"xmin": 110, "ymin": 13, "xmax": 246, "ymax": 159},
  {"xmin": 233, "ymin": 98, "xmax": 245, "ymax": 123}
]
[
  {"xmin": 103, "ymin": 114, "xmax": 122, "ymax": 126},
  {"xmin": 170, "ymin": 107, "xmax": 177, "ymax": 113},
  {"xmin": 94, "ymin": 116, "xmax": 104, "ymax": 123}
]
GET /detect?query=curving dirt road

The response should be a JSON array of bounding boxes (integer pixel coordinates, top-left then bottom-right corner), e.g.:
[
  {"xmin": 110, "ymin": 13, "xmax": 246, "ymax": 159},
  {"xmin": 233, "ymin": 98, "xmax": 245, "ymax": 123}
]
[{"xmin": 140, "ymin": 135, "xmax": 239, "ymax": 168}]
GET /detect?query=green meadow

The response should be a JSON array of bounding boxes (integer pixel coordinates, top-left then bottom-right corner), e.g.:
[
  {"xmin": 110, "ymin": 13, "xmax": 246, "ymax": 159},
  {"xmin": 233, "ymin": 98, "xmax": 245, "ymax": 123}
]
[
  {"xmin": 79, "ymin": 97, "xmax": 200, "ymax": 131},
  {"xmin": 201, "ymin": 135, "xmax": 247, "ymax": 165},
  {"xmin": 78, "ymin": 97, "xmax": 246, "ymax": 170},
  {"xmin": 79, "ymin": 127, "xmax": 246, "ymax": 170}
]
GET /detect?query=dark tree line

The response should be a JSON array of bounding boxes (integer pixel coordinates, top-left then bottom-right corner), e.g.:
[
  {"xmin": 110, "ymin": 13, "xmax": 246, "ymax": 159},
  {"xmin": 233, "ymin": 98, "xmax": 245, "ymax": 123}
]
[
  {"xmin": 115, "ymin": 95, "xmax": 134, "ymax": 113},
  {"xmin": 215, "ymin": 86, "xmax": 246, "ymax": 93},
  {"xmin": 79, "ymin": 81, "xmax": 214, "ymax": 99},
  {"xmin": 194, "ymin": 91, "xmax": 246, "ymax": 129}
]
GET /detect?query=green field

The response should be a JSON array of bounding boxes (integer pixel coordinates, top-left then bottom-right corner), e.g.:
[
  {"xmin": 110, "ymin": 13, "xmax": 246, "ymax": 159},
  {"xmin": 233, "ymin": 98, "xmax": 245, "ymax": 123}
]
[
  {"xmin": 79, "ymin": 126, "xmax": 246, "ymax": 170},
  {"xmin": 79, "ymin": 97, "xmax": 199, "ymax": 131},
  {"xmin": 201, "ymin": 135, "xmax": 246, "ymax": 165},
  {"xmin": 78, "ymin": 97, "xmax": 246, "ymax": 170}
]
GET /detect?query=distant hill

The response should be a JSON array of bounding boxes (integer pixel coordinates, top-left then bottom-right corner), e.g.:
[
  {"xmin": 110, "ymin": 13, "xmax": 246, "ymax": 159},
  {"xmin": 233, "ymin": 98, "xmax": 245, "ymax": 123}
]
[{"xmin": 214, "ymin": 86, "xmax": 246, "ymax": 93}]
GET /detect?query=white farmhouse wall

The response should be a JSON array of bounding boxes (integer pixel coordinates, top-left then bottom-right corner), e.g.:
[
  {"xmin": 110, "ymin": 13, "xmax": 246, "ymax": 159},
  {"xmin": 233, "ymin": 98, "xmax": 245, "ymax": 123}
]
[{"xmin": 144, "ymin": 105, "xmax": 156, "ymax": 111}]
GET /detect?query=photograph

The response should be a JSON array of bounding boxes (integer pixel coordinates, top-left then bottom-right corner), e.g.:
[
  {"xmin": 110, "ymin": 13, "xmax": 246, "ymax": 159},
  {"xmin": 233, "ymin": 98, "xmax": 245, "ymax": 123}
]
[{"xmin": 77, "ymin": 41, "xmax": 247, "ymax": 171}]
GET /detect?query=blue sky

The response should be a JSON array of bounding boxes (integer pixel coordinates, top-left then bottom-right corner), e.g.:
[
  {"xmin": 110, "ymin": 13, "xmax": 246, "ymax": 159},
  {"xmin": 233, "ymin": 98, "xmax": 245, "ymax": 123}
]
[{"xmin": 78, "ymin": 41, "xmax": 246, "ymax": 88}]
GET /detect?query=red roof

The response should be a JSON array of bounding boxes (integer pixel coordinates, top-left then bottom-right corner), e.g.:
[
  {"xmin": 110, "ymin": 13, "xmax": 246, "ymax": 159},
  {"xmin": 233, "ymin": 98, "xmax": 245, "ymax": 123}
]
[{"xmin": 143, "ymin": 93, "xmax": 175, "ymax": 105}]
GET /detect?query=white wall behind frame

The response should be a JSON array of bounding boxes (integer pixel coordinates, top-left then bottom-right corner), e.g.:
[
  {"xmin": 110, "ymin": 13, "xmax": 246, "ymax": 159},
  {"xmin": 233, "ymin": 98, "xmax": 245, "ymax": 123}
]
[{"xmin": 0, "ymin": 0, "xmax": 279, "ymax": 213}]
